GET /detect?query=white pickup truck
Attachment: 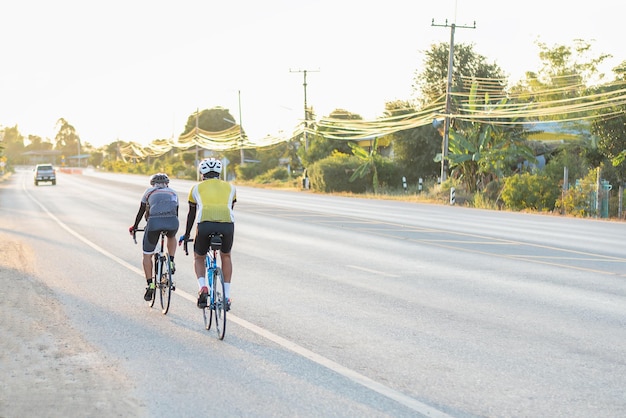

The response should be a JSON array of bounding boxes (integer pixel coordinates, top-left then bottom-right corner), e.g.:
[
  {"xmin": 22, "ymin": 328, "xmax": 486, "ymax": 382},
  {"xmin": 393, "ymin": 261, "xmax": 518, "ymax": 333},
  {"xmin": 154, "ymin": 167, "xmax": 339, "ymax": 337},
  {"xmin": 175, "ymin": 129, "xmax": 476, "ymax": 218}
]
[{"xmin": 34, "ymin": 163, "xmax": 56, "ymax": 186}]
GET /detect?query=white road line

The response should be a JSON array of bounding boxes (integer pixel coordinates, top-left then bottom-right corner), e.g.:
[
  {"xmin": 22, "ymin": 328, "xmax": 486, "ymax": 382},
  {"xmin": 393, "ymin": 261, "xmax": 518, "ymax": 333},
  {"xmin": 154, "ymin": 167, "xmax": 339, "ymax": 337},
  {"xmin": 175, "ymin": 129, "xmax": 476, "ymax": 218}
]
[
  {"xmin": 24, "ymin": 181, "xmax": 452, "ymax": 418},
  {"xmin": 347, "ymin": 264, "xmax": 401, "ymax": 278},
  {"xmin": 23, "ymin": 181, "xmax": 142, "ymax": 276}
]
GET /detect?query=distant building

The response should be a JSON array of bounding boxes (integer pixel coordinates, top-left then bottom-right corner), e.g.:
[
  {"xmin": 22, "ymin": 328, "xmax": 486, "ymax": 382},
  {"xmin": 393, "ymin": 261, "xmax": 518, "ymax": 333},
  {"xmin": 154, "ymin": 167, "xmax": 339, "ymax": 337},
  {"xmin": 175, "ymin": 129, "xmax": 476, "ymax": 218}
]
[
  {"xmin": 524, "ymin": 120, "xmax": 592, "ymax": 142},
  {"xmin": 22, "ymin": 150, "xmax": 62, "ymax": 165}
]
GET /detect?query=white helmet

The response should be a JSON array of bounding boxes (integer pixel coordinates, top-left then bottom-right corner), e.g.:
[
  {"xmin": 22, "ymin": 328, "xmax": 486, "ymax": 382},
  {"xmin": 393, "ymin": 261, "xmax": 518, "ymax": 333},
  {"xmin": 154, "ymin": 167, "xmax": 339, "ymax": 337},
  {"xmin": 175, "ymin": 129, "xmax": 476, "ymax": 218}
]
[{"xmin": 198, "ymin": 158, "xmax": 222, "ymax": 175}]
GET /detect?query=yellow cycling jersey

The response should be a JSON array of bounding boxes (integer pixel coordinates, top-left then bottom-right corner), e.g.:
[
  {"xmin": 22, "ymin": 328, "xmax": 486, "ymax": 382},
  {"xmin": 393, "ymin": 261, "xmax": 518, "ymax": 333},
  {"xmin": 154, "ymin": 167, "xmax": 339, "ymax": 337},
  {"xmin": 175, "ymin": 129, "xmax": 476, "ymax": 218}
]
[{"xmin": 188, "ymin": 179, "xmax": 236, "ymax": 223}]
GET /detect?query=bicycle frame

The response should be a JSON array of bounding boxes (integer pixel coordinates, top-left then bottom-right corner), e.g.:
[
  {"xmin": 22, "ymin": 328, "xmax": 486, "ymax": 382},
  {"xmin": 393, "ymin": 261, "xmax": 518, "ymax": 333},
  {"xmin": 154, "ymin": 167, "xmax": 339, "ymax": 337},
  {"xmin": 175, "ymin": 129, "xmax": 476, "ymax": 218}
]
[
  {"xmin": 205, "ymin": 234, "xmax": 226, "ymax": 339},
  {"xmin": 133, "ymin": 228, "xmax": 174, "ymax": 314},
  {"xmin": 183, "ymin": 233, "xmax": 226, "ymax": 339},
  {"xmin": 206, "ymin": 250, "xmax": 217, "ymax": 300}
]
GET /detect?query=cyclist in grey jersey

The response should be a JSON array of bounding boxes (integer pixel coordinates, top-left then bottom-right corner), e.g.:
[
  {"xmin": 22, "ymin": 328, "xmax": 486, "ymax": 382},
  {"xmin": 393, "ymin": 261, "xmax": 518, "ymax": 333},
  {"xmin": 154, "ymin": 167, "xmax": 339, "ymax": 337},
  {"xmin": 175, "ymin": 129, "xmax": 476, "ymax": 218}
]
[{"xmin": 129, "ymin": 173, "xmax": 179, "ymax": 301}]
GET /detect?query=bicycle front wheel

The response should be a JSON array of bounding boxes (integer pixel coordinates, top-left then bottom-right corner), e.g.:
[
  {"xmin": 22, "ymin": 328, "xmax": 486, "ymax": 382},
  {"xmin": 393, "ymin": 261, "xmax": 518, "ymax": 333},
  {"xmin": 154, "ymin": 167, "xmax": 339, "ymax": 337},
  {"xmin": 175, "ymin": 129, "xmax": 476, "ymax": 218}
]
[
  {"xmin": 212, "ymin": 267, "xmax": 226, "ymax": 340},
  {"xmin": 149, "ymin": 257, "xmax": 158, "ymax": 308},
  {"xmin": 204, "ymin": 269, "xmax": 213, "ymax": 331},
  {"xmin": 159, "ymin": 257, "xmax": 172, "ymax": 314},
  {"xmin": 203, "ymin": 306, "xmax": 210, "ymax": 330}
]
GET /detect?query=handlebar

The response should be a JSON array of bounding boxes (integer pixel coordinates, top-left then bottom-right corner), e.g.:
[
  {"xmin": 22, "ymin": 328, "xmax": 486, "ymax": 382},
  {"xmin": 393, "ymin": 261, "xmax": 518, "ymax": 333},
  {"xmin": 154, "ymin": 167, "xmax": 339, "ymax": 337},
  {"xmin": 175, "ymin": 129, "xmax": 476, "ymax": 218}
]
[
  {"xmin": 179, "ymin": 236, "xmax": 194, "ymax": 256},
  {"xmin": 131, "ymin": 228, "xmax": 145, "ymax": 244},
  {"xmin": 178, "ymin": 233, "xmax": 222, "ymax": 256}
]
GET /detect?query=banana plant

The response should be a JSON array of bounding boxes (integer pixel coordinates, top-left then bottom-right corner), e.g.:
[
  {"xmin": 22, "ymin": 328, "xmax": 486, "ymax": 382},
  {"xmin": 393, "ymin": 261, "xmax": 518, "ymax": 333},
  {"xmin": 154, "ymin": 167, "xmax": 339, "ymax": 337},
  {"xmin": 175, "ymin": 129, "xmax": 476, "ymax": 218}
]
[
  {"xmin": 349, "ymin": 137, "xmax": 379, "ymax": 194},
  {"xmin": 437, "ymin": 81, "xmax": 534, "ymax": 192}
]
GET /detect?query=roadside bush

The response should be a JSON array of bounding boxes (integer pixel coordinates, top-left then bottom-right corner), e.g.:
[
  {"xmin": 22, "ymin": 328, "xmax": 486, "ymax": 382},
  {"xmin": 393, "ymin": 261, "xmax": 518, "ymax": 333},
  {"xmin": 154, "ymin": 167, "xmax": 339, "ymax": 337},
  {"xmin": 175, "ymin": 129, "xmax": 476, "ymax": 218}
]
[
  {"xmin": 169, "ymin": 161, "xmax": 190, "ymax": 179},
  {"xmin": 375, "ymin": 157, "xmax": 403, "ymax": 191},
  {"xmin": 470, "ymin": 191, "xmax": 499, "ymax": 209},
  {"xmin": 256, "ymin": 167, "xmax": 289, "ymax": 183},
  {"xmin": 554, "ymin": 169, "xmax": 616, "ymax": 218},
  {"xmin": 469, "ymin": 179, "xmax": 504, "ymax": 209},
  {"xmin": 236, "ymin": 162, "xmax": 264, "ymax": 181},
  {"xmin": 555, "ymin": 186, "xmax": 591, "ymax": 217},
  {"xmin": 308, "ymin": 153, "xmax": 368, "ymax": 193},
  {"xmin": 426, "ymin": 177, "xmax": 466, "ymax": 204},
  {"xmin": 501, "ymin": 173, "xmax": 560, "ymax": 212},
  {"xmin": 102, "ymin": 159, "xmax": 135, "ymax": 172}
]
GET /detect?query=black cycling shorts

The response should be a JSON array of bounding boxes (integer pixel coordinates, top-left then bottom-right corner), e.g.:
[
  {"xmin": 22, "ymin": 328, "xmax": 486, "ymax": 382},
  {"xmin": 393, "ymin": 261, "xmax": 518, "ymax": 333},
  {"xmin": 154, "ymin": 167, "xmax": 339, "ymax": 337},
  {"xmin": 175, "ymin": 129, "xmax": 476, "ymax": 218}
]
[
  {"xmin": 143, "ymin": 218, "xmax": 179, "ymax": 254},
  {"xmin": 194, "ymin": 222, "xmax": 234, "ymax": 255},
  {"xmin": 143, "ymin": 229, "xmax": 177, "ymax": 253}
]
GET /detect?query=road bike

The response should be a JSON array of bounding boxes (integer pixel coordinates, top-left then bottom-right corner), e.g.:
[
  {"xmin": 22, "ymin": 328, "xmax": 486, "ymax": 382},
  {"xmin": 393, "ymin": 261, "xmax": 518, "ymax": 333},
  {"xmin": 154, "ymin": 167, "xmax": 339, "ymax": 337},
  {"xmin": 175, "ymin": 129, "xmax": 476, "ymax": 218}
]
[
  {"xmin": 183, "ymin": 234, "xmax": 227, "ymax": 340},
  {"xmin": 133, "ymin": 228, "xmax": 175, "ymax": 314}
]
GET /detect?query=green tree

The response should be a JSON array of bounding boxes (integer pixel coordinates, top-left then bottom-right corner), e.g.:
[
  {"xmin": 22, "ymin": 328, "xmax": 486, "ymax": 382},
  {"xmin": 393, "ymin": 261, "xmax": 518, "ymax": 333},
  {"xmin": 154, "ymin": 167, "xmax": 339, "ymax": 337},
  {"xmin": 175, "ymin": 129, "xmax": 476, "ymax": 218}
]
[
  {"xmin": 414, "ymin": 42, "xmax": 507, "ymax": 183},
  {"xmin": 181, "ymin": 107, "xmax": 239, "ymax": 135},
  {"xmin": 592, "ymin": 61, "xmax": 626, "ymax": 183},
  {"xmin": 180, "ymin": 107, "xmax": 240, "ymax": 177},
  {"xmin": 299, "ymin": 108, "xmax": 359, "ymax": 167},
  {"xmin": 1, "ymin": 125, "xmax": 26, "ymax": 165},
  {"xmin": 25, "ymin": 135, "xmax": 53, "ymax": 151},
  {"xmin": 413, "ymin": 42, "xmax": 506, "ymax": 108},
  {"xmin": 236, "ymin": 142, "xmax": 289, "ymax": 181},
  {"xmin": 511, "ymin": 39, "xmax": 612, "ymax": 117},
  {"xmin": 54, "ymin": 118, "xmax": 81, "ymax": 162},
  {"xmin": 104, "ymin": 140, "xmax": 125, "ymax": 162},
  {"xmin": 511, "ymin": 40, "xmax": 614, "ymax": 186}
]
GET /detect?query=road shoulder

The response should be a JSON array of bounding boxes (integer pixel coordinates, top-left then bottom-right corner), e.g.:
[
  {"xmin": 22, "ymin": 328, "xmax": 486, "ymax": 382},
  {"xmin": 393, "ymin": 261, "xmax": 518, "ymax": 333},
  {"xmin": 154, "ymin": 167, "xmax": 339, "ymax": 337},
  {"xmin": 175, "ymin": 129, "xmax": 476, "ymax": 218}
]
[{"xmin": 0, "ymin": 232, "xmax": 144, "ymax": 417}]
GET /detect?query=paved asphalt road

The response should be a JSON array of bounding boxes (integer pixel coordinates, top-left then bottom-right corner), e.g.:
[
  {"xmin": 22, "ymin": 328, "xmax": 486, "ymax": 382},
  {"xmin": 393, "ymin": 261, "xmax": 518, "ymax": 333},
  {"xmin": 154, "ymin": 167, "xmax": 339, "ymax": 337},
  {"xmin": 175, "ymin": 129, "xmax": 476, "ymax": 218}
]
[{"xmin": 1, "ymin": 167, "xmax": 625, "ymax": 417}]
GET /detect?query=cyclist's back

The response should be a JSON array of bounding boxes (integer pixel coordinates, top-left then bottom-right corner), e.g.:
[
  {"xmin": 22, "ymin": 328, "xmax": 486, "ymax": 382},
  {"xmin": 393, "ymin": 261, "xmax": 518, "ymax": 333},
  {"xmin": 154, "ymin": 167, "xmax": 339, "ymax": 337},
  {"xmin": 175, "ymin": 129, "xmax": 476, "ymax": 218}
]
[
  {"xmin": 189, "ymin": 178, "xmax": 235, "ymax": 223},
  {"xmin": 130, "ymin": 173, "xmax": 179, "ymax": 301},
  {"xmin": 145, "ymin": 184, "xmax": 179, "ymax": 231},
  {"xmin": 182, "ymin": 158, "xmax": 236, "ymax": 310}
]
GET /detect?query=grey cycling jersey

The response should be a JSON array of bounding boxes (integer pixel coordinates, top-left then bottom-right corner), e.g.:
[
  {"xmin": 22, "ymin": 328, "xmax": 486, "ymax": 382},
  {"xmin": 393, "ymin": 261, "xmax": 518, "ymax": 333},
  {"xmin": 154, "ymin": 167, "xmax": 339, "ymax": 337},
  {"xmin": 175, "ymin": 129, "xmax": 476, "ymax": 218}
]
[{"xmin": 142, "ymin": 186, "xmax": 178, "ymax": 219}]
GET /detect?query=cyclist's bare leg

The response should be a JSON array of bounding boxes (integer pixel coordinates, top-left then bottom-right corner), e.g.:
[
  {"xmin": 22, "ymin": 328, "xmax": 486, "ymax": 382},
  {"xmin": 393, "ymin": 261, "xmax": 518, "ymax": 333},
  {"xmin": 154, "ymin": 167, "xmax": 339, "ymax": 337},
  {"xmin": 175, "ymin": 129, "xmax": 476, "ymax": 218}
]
[
  {"xmin": 166, "ymin": 236, "xmax": 177, "ymax": 257},
  {"xmin": 220, "ymin": 252, "xmax": 232, "ymax": 283},
  {"xmin": 142, "ymin": 253, "xmax": 153, "ymax": 280},
  {"xmin": 193, "ymin": 252, "xmax": 206, "ymax": 287}
]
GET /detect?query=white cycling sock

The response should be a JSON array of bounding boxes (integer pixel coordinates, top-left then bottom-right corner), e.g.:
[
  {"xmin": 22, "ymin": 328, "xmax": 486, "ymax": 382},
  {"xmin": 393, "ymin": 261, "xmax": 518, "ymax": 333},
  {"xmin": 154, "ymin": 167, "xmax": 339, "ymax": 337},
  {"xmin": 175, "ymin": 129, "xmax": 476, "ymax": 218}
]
[
  {"xmin": 197, "ymin": 277, "xmax": 206, "ymax": 289},
  {"xmin": 224, "ymin": 283, "xmax": 231, "ymax": 299}
]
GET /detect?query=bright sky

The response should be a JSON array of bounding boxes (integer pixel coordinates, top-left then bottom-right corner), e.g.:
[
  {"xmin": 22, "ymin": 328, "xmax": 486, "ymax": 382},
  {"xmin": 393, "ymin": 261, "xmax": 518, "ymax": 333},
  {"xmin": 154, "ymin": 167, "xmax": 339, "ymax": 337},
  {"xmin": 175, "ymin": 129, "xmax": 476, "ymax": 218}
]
[{"xmin": 1, "ymin": 0, "xmax": 624, "ymax": 148}]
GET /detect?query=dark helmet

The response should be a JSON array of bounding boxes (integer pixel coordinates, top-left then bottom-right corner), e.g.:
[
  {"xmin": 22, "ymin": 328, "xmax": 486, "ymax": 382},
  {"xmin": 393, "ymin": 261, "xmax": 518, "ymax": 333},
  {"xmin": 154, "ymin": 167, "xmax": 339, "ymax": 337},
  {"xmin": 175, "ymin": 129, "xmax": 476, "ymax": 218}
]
[{"xmin": 150, "ymin": 173, "xmax": 170, "ymax": 185}]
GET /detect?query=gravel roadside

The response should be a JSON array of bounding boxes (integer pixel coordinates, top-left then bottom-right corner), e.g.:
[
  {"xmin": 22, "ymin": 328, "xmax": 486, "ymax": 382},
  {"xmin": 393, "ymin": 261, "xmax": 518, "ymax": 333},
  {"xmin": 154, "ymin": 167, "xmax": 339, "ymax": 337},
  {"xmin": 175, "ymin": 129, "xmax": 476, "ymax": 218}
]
[{"xmin": 0, "ymin": 230, "xmax": 144, "ymax": 416}]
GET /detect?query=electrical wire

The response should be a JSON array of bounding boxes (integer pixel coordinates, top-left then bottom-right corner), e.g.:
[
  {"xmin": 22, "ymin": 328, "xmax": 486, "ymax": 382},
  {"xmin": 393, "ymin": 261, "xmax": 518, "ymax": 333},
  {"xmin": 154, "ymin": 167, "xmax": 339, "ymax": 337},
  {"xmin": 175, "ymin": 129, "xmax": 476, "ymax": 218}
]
[{"xmin": 120, "ymin": 75, "xmax": 626, "ymax": 159}]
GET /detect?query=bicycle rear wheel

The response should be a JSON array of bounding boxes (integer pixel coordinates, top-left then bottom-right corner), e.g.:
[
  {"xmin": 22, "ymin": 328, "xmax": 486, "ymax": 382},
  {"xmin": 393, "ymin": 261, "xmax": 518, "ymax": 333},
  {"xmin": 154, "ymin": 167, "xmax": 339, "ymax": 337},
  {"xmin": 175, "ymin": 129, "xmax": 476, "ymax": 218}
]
[
  {"xmin": 212, "ymin": 267, "xmax": 226, "ymax": 340},
  {"xmin": 158, "ymin": 256, "xmax": 172, "ymax": 314}
]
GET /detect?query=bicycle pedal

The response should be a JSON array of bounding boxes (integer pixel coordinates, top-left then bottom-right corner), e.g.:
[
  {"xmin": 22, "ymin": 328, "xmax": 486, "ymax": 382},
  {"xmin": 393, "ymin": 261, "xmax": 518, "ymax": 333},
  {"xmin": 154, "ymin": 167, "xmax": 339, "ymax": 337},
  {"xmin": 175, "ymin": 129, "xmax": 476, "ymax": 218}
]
[{"xmin": 171, "ymin": 284, "xmax": 176, "ymax": 291}]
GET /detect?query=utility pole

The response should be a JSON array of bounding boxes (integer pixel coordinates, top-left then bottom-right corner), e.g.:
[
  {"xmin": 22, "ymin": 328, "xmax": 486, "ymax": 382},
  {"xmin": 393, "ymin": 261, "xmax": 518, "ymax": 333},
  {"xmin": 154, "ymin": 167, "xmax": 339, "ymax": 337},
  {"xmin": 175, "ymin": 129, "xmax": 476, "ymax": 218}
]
[
  {"xmin": 195, "ymin": 108, "xmax": 200, "ymax": 181},
  {"xmin": 237, "ymin": 90, "xmax": 245, "ymax": 166},
  {"xmin": 290, "ymin": 68, "xmax": 319, "ymax": 152},
  {"xmin": 77, "ymin": 137, "xmax": 81, "ymax": 168},
  {"xmin": 431, "ymin": 18, "xmax": 475, "ymax": 182}
]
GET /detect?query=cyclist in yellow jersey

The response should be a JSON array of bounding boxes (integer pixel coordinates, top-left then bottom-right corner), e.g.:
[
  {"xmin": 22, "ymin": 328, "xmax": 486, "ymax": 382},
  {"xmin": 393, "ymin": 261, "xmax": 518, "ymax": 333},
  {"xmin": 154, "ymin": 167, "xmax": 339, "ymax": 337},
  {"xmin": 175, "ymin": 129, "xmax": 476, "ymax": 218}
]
[{"xmin": 181, "ymin": 158, "xmax": 236, "ymax": 310}]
